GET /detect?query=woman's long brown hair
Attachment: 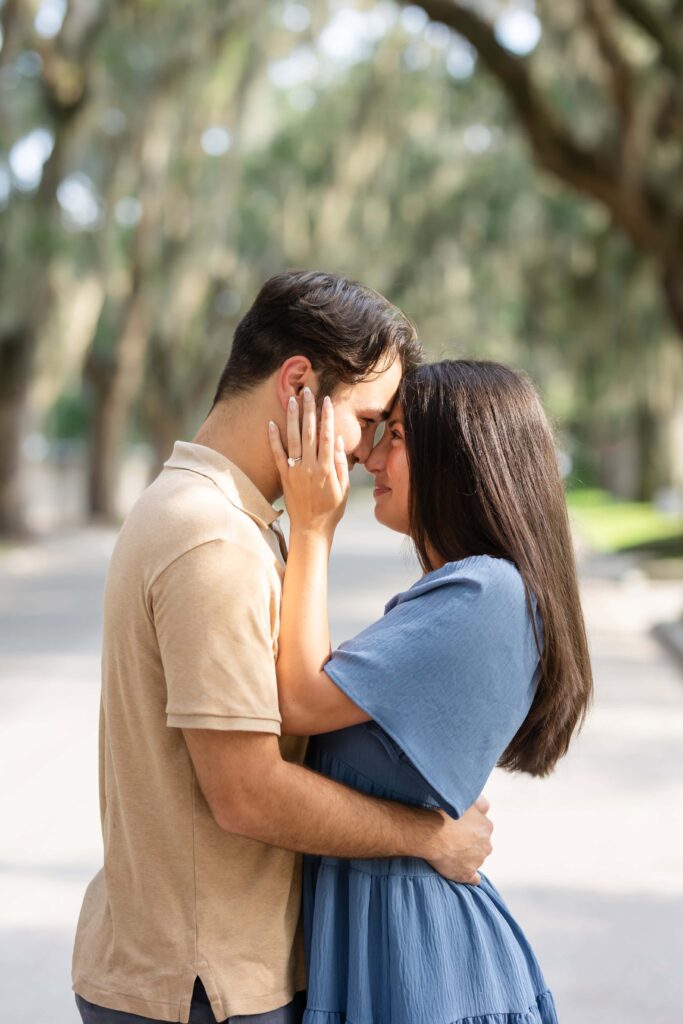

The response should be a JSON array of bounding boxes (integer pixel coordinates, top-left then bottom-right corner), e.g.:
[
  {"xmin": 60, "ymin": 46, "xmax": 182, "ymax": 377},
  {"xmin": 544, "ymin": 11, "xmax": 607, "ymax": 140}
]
[{"xmin": 399, "ymin": 360, "xmax": 593, "ymax": 777}]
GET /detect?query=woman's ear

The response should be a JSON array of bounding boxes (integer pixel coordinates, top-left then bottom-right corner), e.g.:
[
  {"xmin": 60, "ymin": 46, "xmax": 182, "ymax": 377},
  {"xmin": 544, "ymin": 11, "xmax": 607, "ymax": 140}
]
[{"xmin": 276, "ymin": 356, "xmax": 317, "ymax": 410}]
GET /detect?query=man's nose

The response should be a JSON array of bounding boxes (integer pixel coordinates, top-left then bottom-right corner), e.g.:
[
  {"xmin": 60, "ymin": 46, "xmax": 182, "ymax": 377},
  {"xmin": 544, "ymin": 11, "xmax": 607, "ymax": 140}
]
[
  {"xmin": 354, "ymin": 438, "xmax": 376, "ymax": 467},
  {"xmin": 364, "ymin": 445, "xmax": 383, "ymax": 474}
]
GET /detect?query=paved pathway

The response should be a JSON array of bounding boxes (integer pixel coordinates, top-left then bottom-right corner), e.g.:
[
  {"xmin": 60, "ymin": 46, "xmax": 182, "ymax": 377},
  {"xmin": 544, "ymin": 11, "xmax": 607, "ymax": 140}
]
[{"xmin": 1, "ymin": 499, "xmax": 682, "ymax": 1022}]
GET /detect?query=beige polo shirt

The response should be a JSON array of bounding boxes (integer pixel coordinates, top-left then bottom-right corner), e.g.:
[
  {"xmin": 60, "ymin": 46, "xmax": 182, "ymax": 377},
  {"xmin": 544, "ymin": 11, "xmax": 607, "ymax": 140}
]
[{"xmin": 72, "ymin": 442, "xmax": 307, "ymax": 1023}]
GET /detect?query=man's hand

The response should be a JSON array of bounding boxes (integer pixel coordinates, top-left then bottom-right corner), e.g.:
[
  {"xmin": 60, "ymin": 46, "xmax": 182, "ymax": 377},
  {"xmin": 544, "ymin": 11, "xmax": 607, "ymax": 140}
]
[{"xmin": 424, "ymin": 795, "xmax": 493, "ymax": 884}]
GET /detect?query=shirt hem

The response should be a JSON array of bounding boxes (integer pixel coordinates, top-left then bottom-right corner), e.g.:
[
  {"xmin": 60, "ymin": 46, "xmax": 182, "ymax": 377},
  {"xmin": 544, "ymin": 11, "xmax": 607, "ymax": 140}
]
[
  {"xmin": 74, "ymin": 980, "xmax": 183, "ymax": 1023},
  {"xmin": 74, "ymin": 977, "xmax": 304, "ymax": 1023},
  {"xmin": 167, "ymin": 713, "xmax": 281, "ymax": 733}
]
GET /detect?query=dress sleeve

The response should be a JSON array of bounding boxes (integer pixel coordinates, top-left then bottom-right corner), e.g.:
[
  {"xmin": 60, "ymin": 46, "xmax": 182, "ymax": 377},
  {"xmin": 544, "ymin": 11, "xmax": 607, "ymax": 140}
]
[{"xmin": 323, "ymin": 558, "xmax": 541, "ymax": 817}]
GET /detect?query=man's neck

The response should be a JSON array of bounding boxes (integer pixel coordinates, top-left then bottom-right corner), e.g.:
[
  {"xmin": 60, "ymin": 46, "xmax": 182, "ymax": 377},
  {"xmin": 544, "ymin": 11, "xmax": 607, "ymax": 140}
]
[{"xmin": 192, "ymin": 393, "xmax": 282, "ymax": 505}]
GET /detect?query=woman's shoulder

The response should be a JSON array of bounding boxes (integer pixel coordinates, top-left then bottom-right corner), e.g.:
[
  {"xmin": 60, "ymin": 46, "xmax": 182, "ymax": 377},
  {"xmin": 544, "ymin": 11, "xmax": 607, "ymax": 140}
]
[
  {"xmin": 442, "ymin": 553, "xmax": 522, "ymax": 587},
  {"xmin": 395, "ymin": 554, "xmax": 525, "ymax": 610},
  {"xmin": 384, "ymin": 555, "xmax": 535, "ymax": 648}
]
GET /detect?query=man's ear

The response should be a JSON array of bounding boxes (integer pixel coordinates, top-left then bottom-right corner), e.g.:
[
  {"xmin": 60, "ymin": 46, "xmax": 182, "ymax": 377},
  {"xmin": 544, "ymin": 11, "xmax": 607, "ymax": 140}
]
[{"xmin": 275, "ymin": 356, "xmax": 318, "ymax": 410}]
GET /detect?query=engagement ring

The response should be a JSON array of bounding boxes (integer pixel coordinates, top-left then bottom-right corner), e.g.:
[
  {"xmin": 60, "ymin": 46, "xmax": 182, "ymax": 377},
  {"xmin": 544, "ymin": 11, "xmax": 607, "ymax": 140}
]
[{"xmin": 287, "ymin": 457, "xmax": 303, "ymax": 467}]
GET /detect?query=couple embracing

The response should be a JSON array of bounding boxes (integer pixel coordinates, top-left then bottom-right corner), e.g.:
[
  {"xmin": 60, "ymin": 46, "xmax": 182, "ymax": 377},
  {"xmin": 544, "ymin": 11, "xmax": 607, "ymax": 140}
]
[{"xmin": 72, "ymin": 271, "xmax": 592, "ymax": 1024}]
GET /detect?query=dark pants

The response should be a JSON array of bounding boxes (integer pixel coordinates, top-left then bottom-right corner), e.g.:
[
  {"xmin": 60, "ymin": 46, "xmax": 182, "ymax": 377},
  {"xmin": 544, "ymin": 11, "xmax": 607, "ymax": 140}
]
[{"xmin": 75, "ymin": 978, "xmax": 306, "ymax": 1024}]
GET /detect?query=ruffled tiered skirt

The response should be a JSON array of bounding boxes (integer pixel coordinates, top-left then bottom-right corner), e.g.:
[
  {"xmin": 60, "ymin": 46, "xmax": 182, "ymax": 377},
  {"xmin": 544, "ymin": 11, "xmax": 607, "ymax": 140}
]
[
  {"xmin": 302, "ymin": 751, "xmax": 558, "ymax": 1024},
  {"xmin": 302, "ymin": 858, "xmax": 557, "ymax": 1024}
]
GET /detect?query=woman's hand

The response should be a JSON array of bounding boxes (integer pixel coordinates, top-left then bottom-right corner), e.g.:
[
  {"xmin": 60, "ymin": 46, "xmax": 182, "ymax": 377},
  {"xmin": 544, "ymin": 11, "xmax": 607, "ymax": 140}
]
[{"xmin": 269, "ymin": 386, "xmax": 350, "ymax": 540}]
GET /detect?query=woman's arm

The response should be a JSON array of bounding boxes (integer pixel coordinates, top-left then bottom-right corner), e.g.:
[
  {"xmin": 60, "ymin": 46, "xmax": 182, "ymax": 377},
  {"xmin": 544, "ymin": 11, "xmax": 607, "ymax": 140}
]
[
  {"xmin": 278, "ymin": 528, "xmax": 370, "ymax": 735},
  {"xmin": 269, "ymin": 388, "xmax": 370, "ymax": 735}
]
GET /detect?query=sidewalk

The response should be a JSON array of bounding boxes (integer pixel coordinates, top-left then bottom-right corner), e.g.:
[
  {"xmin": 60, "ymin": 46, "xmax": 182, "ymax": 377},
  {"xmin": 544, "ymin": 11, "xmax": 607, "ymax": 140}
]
[{"xmin": 1, "ymin": 506, "xmax": 682, "ymax": 1023}]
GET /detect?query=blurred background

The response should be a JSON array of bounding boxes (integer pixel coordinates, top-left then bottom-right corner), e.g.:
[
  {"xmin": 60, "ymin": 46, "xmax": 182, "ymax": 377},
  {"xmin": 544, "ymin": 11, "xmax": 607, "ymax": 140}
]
[{"xmin": 1, "ymin": 0, "xmax": 682, "ymax": 1021}]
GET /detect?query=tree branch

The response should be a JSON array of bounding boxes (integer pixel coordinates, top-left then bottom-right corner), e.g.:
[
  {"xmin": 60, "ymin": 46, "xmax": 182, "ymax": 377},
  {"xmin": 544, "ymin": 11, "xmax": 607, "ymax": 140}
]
[
  {"xmin": 581, "ymin": 0, "xmax": 634, "ymax": 127},
  {"xmin": 0, "ymin": 0, "xmax": 21, "ymax": 68},
  {"xmin": 406, "ymin": 1, "xmax": 615, "ymax": 182},
  {"xmin": 612, "ymin": 0, "xmax": 683, "ymax": 75},
  {"xmin": 406, "ymin": 0, "xmax": 678, "ymax": 261}
]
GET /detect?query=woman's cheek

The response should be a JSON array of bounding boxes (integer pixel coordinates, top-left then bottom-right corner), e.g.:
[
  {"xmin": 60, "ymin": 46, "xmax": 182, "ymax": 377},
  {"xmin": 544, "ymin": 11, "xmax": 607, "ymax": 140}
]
[
  {"xmin": 396, "ymin": 454, "xmax": 411, "ymax": 530},
  {"xmin": 401, "ymin": 487, "xmax": 411, "ymax": 530}
]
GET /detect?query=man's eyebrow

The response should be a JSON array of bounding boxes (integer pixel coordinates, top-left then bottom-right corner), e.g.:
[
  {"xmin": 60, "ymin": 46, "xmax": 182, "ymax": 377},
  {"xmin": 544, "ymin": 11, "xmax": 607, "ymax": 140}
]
[{"xmin": 359, "ymin": 408, "xmax": 391, "ymax": 421}]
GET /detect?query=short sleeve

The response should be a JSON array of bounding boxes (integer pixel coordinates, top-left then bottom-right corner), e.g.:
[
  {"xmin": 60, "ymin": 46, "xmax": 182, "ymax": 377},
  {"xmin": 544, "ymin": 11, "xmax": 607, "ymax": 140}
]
[
  {"xmin": 323, "ymin": 557, "xmax": 541, "ymax": 817},
  {"xmin": 151, "ymin": 538, "xmax": 281, "ymax": 733}
]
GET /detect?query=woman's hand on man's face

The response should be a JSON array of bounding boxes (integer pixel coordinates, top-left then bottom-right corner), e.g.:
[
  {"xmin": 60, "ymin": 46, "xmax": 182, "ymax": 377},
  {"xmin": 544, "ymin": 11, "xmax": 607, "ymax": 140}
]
[{"xmin": 268, "ymin": 386, "xmax": 350, "ymax": 539}]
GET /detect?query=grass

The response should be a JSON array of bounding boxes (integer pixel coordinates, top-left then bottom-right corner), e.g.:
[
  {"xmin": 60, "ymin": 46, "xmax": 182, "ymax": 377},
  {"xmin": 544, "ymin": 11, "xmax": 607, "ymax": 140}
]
[{"xmin": 566, "ymin": 487, "xmax": 683, "ymax": 555}]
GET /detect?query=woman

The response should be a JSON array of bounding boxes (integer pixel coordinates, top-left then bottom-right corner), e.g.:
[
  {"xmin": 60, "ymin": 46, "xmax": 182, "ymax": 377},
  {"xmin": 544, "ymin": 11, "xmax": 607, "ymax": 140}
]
[{"xmin": 267, "ymin": 359, "xmax": 592, "ymax": 1024}]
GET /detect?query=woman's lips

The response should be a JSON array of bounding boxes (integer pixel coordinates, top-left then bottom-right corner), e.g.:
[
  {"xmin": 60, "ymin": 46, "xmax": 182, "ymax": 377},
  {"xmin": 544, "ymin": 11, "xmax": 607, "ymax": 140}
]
[{"xmin": 373, "ymin": 485, "xmax": 391, "ymax": 498}]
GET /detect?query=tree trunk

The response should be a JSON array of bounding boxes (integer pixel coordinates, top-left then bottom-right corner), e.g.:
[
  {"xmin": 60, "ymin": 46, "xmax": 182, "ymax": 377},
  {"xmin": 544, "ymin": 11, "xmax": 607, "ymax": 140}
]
[
  {"xmin": 0, "ymin": 1, "xmax": 110, "ymax": 536},
  {"xmin": 0, "ymin": 328, "xmax": 34, "ymax": 535},
  {"xmin": 663, "ymin": 263, "xmax": 683, "ymax": 344},
  {"xmin": 147, "ymin": 413, "xmax": 183, "ymax": 482},
  {"xmin": 85, "ymin": 293, "xmax": 149, "ymax": 520},
  {"xmin": 634, "ymin": 400, "xmax": 669, "ymax": 502}
]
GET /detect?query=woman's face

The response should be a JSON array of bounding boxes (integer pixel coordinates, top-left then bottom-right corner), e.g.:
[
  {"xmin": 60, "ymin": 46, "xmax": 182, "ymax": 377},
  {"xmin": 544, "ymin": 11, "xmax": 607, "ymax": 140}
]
[{"xmin": 365, "ymin": 402, "xmax": 410, "ymax": 534}]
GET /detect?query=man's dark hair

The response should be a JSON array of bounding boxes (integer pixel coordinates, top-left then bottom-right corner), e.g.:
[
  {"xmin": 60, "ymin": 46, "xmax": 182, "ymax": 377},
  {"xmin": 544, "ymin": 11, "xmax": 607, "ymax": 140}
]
[{"xmin": 212, "ymin": 270, "xmax": 423, "ymax": 405}]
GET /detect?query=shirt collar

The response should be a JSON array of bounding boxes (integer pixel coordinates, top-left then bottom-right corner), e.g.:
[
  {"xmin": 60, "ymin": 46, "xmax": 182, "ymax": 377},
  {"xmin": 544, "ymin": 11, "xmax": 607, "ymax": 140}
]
[{"xmin": 164, "ymin": 441, "xmax": 283, "ymax": 529}]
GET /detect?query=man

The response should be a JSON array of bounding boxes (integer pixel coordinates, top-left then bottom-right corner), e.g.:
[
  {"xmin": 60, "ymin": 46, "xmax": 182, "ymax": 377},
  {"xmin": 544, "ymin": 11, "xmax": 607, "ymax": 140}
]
[{"xmin": 72, "ymin": 271, "xmax": 493, "ymax": 1024}]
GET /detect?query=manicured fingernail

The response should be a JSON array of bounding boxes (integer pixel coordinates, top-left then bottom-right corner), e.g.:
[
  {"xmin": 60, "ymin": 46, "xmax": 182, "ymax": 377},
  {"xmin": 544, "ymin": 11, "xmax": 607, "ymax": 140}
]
[
  {"xmin": 303, "ymin": 386, "xmax": 313, "ymax": 402},
  {"xmin": 268, "ymin": 421, "xmax": 276, "ymax": 432},
  {"xmin": 323, "ymin": 395, "xmax": 332, "ymax": 409},
  {"xmin": 288, "ymin": 396, "xmax": 297, "ymax": 410}
]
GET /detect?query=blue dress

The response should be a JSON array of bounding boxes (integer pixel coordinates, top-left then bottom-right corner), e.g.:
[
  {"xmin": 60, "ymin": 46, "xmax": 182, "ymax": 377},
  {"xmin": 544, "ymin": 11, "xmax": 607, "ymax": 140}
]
[{"xmin": 302, "ymin": 555, "xmax": 558, "ymax": 1024}]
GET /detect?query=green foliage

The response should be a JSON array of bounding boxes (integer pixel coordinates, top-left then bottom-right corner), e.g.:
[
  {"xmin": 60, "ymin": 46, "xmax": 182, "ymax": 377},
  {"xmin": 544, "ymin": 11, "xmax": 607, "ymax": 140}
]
[
  {"xmin": 2, "ymin": 0, "xmax": 682, "ymax": 519},
  {"xmin": 567, "ymin": 488, "xmax": 683, "ymax": 551},
  {"xmin": 46, "ymin": 388, "xmax": 89, "ymax": 441}
]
